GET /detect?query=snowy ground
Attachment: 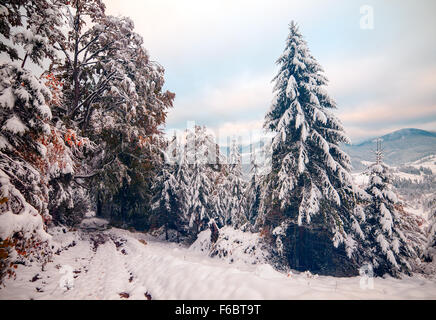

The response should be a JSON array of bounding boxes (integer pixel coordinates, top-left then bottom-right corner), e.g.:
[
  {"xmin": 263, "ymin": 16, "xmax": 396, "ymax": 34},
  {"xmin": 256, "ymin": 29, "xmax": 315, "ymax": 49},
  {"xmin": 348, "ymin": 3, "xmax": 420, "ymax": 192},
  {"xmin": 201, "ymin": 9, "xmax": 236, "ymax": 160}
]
[{"xmin": 1, "ymin": 226, "xmax": 436, "ymax": 300}]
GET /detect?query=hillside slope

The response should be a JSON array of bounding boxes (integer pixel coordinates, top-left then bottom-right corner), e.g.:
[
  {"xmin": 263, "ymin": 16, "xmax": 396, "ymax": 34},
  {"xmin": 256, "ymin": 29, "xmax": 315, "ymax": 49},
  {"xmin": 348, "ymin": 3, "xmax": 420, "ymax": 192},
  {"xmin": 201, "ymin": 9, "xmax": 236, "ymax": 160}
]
[{"xmin": 343, "ymin": 128, "xmax": 436, "ymax": 171}]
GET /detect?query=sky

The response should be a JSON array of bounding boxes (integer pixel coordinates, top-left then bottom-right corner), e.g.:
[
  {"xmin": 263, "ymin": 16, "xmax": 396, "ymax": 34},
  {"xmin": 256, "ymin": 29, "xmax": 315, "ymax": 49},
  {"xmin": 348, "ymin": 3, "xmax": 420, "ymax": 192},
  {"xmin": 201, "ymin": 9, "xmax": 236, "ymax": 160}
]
[{"xmin": 105, "ymin": 0, "xmax": 436, "ymax": 145}]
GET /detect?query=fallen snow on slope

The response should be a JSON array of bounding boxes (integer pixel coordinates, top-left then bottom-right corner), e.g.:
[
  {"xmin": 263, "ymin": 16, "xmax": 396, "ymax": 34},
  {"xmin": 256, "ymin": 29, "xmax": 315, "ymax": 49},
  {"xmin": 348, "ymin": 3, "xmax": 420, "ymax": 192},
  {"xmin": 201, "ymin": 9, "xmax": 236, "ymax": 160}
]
[
  {"xmin": 190, "ymin": 226, "xmax": 270, "ymax": 266},
  {"xmin": 1, "ymin": 227, "xmax": 436, "ymax": 300}
]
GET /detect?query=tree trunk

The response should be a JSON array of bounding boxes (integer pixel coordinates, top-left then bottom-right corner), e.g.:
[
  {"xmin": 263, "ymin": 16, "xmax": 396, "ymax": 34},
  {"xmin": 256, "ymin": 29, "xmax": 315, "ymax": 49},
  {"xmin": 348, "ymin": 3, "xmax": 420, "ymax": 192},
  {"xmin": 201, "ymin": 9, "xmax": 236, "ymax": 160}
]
[{"xmin": 70, "ymin": 11, "xmax": 81, "ymax": 117}]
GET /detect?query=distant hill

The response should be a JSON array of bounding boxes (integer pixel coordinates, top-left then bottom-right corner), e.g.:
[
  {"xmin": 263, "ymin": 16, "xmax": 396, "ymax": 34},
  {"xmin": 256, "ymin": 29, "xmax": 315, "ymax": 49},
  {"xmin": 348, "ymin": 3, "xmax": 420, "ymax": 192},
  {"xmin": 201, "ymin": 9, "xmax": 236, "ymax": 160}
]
[
  {"xmin": 343, "ymin": 128, "xmax": 436, "ymax": 171},
  {"xmin": 219, "ymin": 128, "xmax": 436, "ymax": 175}
]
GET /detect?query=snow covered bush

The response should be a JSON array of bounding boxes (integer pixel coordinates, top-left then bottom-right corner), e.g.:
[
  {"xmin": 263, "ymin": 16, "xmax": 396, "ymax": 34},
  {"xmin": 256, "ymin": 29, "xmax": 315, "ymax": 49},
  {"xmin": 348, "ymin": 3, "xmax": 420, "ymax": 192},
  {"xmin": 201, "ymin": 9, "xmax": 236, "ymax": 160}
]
[
  {"xmin": 0, "ymin": 168, "xmax": 52, "ymax": 284},
  {"xmin": 190, "ymin": 225, "xmax": 270, "ymax": 266}
]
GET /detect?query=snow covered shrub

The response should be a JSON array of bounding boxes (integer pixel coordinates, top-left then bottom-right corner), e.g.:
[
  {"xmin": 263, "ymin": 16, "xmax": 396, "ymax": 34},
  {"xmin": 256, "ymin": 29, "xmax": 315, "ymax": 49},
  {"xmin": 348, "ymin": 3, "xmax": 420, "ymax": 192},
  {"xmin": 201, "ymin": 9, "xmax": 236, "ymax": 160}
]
[
  {"xmin": 190, "ymin": 226, "xmax": 270, "ymax": 266},
  {"xmin": 0, "ymin": 169, "xmax": 52, "ymax": 284},
  {"xmin": 221, "ymin": 139, "xmax": 247, "ymax": 228}
]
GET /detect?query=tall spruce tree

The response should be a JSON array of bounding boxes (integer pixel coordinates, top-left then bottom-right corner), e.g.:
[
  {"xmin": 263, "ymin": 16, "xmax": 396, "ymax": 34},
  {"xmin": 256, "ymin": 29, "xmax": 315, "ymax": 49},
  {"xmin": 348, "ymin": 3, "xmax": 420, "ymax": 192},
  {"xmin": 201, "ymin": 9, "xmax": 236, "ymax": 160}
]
[
  {"xmin": 360, "ymin": 140, "xmax": 417, "ymax": 276},
  {"xmin": 168, "ymin": 126, "xmax": 228, "ymax": 239},
  {"xmin": 223, "ymin": 138, "xmax": 247, "ymax": 227},
  {"xmin": 245, "ymin": 146, "xmax": 261, "ymax": 225},
  {"xmin": 426, "ymin": 195, "xmax": 436, "ymax": 262},
  {"xmin": 259, "ymin": 21, "xmax": 358, "ymax": 275},
  {"xmin": 150, "ymin": 135, "xmax": 186, "ymax": 240}
]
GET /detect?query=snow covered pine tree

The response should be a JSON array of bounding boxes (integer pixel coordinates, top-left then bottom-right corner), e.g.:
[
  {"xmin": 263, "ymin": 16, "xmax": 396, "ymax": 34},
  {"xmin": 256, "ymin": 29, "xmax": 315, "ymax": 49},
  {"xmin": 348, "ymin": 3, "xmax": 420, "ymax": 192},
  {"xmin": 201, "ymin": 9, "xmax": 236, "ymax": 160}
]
[
  {"xmin": 259, "ymin": 21, "xmax": 359, "ymax": 276},
  {"xmin": 359, "ymin": 140, "xmax": 418, "ymax": 276},
  {"xmin": 170, "ymin": 126, "xmax": 229, "ymax": 240},
  {"xmin": 425, "ymin": 195, "xmax": 436, "ymax": 269},
  {"xmin": 150, "ymin": 135, "xmax": 186, "ymax": 241},
  {"xmin": 0, "ymin": 0, "xmax": 69, "ymax": 282},
  {"xmin": 245, "ymin": 146, "xmax": 261, "ymax": 225},
  {"xmin": 223, "ymin": 138, "xmax": 247, "ymax": 228}
]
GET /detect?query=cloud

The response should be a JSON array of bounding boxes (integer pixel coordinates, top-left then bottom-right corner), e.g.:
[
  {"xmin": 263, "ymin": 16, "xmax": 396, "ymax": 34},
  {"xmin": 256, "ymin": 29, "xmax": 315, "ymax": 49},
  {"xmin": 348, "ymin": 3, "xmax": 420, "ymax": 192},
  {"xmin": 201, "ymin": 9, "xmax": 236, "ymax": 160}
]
[
  {"xmin": 165, "ymin": 50, "xmax": 436, "ymax": 144},
  {"xmin": 105, "ymin": 0, "xmax": 436, "ymax": 144},
  {"xmin": 338, "ymin": 103, "xmax": 436, "ymax": 125},
  {"xmin": 166, "ymin": 71, "xmax": 273, "ymax": 129},
  {"xmin": 345, "ymin": 119, "xmax": 436, "ymax": 143},
  {"xmin": 105, "ymin": 0, "xmax": 333, "ymax": 63},
  {"xmin": 325, "ymin": 51, "xmax": 436, "ymax": 141},
  {"xmin": 211, "ymin": 120, "xmax": 267, "ymax": 146}
]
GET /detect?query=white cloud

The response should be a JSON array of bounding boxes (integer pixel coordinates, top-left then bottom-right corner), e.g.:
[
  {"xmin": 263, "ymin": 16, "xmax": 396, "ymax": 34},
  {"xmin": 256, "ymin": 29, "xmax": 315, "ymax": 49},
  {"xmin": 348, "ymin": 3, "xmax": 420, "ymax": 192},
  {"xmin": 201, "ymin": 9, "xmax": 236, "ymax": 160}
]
[
  {"xmin": 105, "ymin": 0, "xmax": 332, "ymax": 62},
  {"xmin": 324, "ymin": 55, "xmax": 388, "ymax": 98},
  {"xmin": 211, "ymin": 119, "xmax": 267, "ymax": 146},
  {"xmin": 338, "ymin": 102, "xmax": 436, "ymax": 125},
  {"xmin": 326, "ymin": 52, "xmax": 436, "ymax": 140},
  {"xmin": 166, "ymin": 71, "xmax": 273, "ymax": 128},
  {"xmin": 345, "ymin": 119, "xmax": 436, "ymax": 143},
  {"xmin": 104, "ymin": 0, "xmax": 436, "ymax": 144}
]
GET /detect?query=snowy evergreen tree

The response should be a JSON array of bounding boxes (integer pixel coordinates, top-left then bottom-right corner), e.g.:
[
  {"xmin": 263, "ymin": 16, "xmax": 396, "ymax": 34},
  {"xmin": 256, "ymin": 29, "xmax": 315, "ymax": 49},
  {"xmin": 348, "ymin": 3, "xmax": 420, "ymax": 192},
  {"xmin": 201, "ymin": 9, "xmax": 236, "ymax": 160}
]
[
  {"xmin": 0, "ymin": 0, "xmax": 66, "ymax": 63},
  {"xmin": 245, "ymin": 147, "xmax": 261, "ymax": 225},
  {"xmin": 13, "ymin": 0, "xmax": 67, "ymax": 69},
  {"xmin": 359, "ymin": 141, "xmax": 417, "ymax": 276},
  {"xmin": 426, "ymin": 195, "xmax": 436, "ymax": 261},
  {"xmin": 223, "ymin": 138, "xmax": 247, "ymax": 227},
  {"xmin": 0, "ymin": 64, "xmax": 52, "ymax": 222},
  {"xmin": 0, "ymin": 0, "xmax": 70, "ymax": 282},
  {"xmin": 151, "ymin": 163, "xmax": 183, "ymax": 240},
  {"xmin": 0, "ymin": 0, "xmax": 74, "ymax": 223},
  {"xmin": 186, "ymin": 126, "xmax": 222, "ymax": 232},
  {"xmin": 247, "ymin": 140, "xmax": 273, "ymax": 227},
  {"xmin": 167, "ymin": 126, "xmax": 228, "ymax": 239},
  {"xmin": 259, "ymin": 21, "xmax": 359, "ymax": 275},
  {"xmin": 150, "ymin": 135, "xmax": 187, "ymax": 240}
]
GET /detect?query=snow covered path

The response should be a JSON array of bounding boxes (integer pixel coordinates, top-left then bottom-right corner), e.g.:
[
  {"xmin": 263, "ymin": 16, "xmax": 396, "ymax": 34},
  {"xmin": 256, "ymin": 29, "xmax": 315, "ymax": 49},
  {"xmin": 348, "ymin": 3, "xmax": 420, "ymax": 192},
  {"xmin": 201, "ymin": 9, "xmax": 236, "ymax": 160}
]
[{"xmin": 1, "ymin": 227, "xmax": 436, "ymax": 300}]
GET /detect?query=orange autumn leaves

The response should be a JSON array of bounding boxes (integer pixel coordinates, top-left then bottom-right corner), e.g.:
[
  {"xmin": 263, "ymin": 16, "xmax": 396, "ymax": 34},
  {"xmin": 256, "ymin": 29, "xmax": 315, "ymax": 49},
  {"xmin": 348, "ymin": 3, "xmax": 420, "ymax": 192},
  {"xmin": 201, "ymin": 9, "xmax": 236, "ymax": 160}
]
[
  {"xmin": 64, "ymin": 129, "xmax": 86, "ymax": 148},
  {"xmin": 0, "ymin": 236, "xmax": 49, "ymax": 281},
  {"xmin": 42, "ymin": 72, "xmax": 64, "ymax": 107}
]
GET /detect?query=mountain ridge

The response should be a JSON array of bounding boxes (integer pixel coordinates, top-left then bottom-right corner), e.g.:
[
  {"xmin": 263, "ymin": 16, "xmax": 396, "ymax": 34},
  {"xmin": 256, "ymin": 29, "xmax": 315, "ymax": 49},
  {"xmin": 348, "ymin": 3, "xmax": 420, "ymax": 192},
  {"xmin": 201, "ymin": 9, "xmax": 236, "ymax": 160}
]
[
  {"xmin": 229, "ymin": 128, "xmax": 436, "ymax": 173},
  {"xmin": 343, "ymin": 128, "xmax": 436, "ymax": 171}
]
